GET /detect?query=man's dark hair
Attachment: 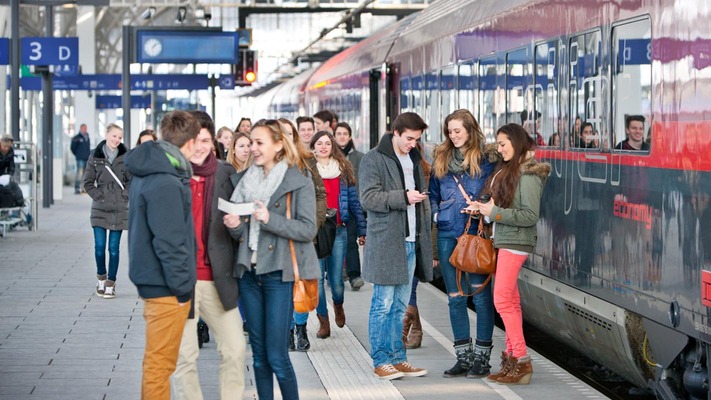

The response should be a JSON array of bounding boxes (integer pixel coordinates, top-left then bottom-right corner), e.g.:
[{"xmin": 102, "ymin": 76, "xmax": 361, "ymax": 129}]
[
  {"xmin": 625, "ymin": 115, "xmax": 646, "ymax": 130},
  {"xmin": 313, "ymin": 110, "xmax": 336, "ymax": 125},
  {"xmin": 335, "ymin": 122, "xmax": 352, "ymax": 137},
  {"xmin": 296, "ymin": 116, "xmax": 315, "ymax": 128},
  {"xmin": 520, "ymin": 110, "xmax": 542, "ymax": 124},
  {"xmin": 160, "ymin": 111, "xmax": 200, "ymax": 148},
  {"xmin": 189, "ymin": 110, "xmax": 215, "ymax": 138},
  {"xmin": 392, "ymin": 112, "xmax": 428, "ymax": 134}
]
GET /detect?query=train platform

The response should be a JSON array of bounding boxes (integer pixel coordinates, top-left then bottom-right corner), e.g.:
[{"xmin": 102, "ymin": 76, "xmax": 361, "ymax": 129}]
[{"xmin": 0, "ymin": 188, "xmax": 607, "ymax": 400}]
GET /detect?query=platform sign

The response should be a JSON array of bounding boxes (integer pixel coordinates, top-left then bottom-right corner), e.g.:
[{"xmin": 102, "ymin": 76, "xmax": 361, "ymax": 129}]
[
  {"xmin": 0, "ymin": 39, "xmax": 8, "ymax": 65},
  {"xmin": 136, "ymin": 30, "xmax": 239, "ymax": 64},
  {"xmin": 96, "ymin": 95, "xmax": 151, "ymax": 109},
  {"xmin": 132, "ymin": 74, "xmax": 210, "ymax": 90},
  {"xmin": 21, "ymin": 37, "xmax": 78, "ymax": 66},
  {"xmin": 218, "ymin": 75, "xmax": 234, "ymax": 90},
  {"xmin": 10, "ymin": 74, "xmax": 211, "ymax": 91},
  {"xmin": 53, "ymin": 64, "xmax": 80, "ymax": 77},
  {"xmin": 618, "ymin": 38, "xmax": 651, "ymax": 66}
]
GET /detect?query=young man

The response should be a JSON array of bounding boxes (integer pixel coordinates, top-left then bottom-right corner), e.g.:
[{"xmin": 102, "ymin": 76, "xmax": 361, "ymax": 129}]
[
  {"xmin": 313, "ymin": 110, "xmax": 336, "ymax": 133},
  {"xmin": 358, "ymin": 112, "xmax": 433, "ymax": 380},
  {"xmin": 70, "ymin": 123, "xmax": 91, "ymax": 194},
  {"xmin": 614, "ymin": 115, "xmax": 649, "ymax": 151},
  {"xmin": 296, "ymin": 116, "xmax": 316, "ymax": 147},
  {"xmin": 125, "ymin": 111, "xmax": 199, "ymax": 400},
  {"xmin": 172, "ymin": 111, "xmax": 246, "ymax": 400},
  {"xmin": 334, "ymin": 122, "xmax": 366, "ymax": 290}
]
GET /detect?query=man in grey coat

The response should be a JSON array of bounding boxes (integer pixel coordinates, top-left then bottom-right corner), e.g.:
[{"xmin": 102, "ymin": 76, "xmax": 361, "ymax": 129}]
[{"xmin": 359, "ymin": 112, "xmax": 433, "ymax": 380}]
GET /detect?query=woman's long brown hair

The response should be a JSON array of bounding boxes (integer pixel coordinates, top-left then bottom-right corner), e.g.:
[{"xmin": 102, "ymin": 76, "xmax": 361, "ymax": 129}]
[
  {"xmin": 432, "ymin": 109, "xmax": 485, "ymax": 178},
  {"xmin": 483, "ymin": 123, "xmax": 532, "ymax": 208},
  {"xmin": 310, "ymin": 131, "xmax": 357, "ymax": 185}
]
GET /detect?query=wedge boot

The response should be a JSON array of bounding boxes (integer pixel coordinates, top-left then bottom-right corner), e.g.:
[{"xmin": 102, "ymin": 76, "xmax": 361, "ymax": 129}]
[
  {"xmin": 487, "ymin": 351, "xmax": 514, "ymax": 381},
  {"xmin": 443, "ymin": 339, "xmax": 472, "ymax": 378},
  {"xmin": 317, "ymin": 314, "xmax": 330, "ymax": 339},
  {"xmin": 496, "ymin": 355, "xmax": 533, "ymax": 385},
  {"xmin": 405, "ymin": 305, "xmax": 422, "ymax": 349}
]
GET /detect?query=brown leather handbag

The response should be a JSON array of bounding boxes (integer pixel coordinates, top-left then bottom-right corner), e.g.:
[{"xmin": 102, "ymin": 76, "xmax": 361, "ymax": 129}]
[
  {"xmin": 286, "ymin": 192, "xmax": 319, "ymax": 313},
  {"xmin": 449, "ymin": 212, "xmax": 497, "ymax": 296}
]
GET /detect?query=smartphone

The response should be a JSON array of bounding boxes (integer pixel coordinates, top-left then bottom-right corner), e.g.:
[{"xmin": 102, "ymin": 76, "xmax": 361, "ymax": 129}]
[
  {"xmin": 421, "ymin": 191, "xmax": 430, "ymax": 195},
  {"xmin": 478, "ymin": 193, "xmax": 491, "ymax": 202}
]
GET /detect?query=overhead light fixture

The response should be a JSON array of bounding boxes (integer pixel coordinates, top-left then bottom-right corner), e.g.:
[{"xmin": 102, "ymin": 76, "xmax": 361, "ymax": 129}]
[
  {"xmin": 141, "ymin": 7, "xmax": 156, "ymax": 20},
  {"xmin": 194, "ymin": 7, "xmax": 205, "ymax": 19},
  {"xmin": 175, "ymin": 7, "xmax": 187, "ymax": 24}
]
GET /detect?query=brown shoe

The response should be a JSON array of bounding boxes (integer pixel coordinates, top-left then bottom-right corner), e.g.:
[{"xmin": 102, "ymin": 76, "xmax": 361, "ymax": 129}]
[
  {"xmin": 487, "ymin": 352, "xmax": 514, "ymax": 381},
  {"xmin": 495, "ymin": 355, "xmax": 532, "ymax": 385},
  {"xmin": 334, "ymin": 303, "xmax": 346, "ymax": 328},
  {"xmin": 402, "ymin": 308, "xmax": 414, "ymax": 343},
  {"xmin": 374, "ymin": 364, "xmax": 404, "ymax": 380},
  {"xmin": 393, "ymin": 361, "xmax": 428, "ymax": 377},
  {"xmin": 405, "ymin": 306, "xmax": 422, "ymax": 349},
  {"xmin": 317, "ymin": 314, "xmax": 330, "ymax": 338}
]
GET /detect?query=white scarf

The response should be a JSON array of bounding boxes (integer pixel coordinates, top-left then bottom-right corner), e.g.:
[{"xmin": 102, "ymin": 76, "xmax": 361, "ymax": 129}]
[
  {"xmin": 316, "ymin": 157, "xmax": 341, "ymax": 179},
  {"xmin": 230, "ymin": 160, "xmax": 289, "ymax": 252}
]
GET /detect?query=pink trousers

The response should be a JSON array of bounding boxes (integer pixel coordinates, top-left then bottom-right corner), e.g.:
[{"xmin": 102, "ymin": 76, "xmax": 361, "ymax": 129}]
[{"xmin": 493, "ymin": 249, "xmax": 529, "ymax": 358}]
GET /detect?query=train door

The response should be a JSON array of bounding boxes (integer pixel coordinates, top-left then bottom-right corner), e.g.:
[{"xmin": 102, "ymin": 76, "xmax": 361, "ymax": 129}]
[{"xmin": 369, "ymin": 63, "xmax": 396, "ymax": 149}]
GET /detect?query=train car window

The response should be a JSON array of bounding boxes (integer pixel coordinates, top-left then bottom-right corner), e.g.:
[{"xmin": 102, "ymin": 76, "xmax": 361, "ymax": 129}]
[
  {"xmin": 611, "ymin": 18, "xmax": 652, "ymax": 154},
  {"xmin": 535, "ymin": 41, "xmax": 560, "ymax": 147},
  {"xmin": 458, "ymin": 62, "xmax": 475, "ymax": 112},
  {"xmin": 441, "ymin": 65, "xmax": 457, "ymax": 118},
  {"xmin": 569, "ymin": 30, "xmax": 603, "ymax": 150},
  {"xmin": 412, "ymin": 75, "xmax": 424, "ymax": 121},
  {"xmin": 479, "ymin": 56, "xmax": 498, "ymax": 143},
  {"xmin": 400, "ymin": 77, "xmax": 411, "ymax": 113},
  {"xmin": 424, "ymin": 72, "xmax": 440, "ymax": 143},
  {"xmin": 507, "ymin": 48, "xmax": 537, "ymax": 144}
]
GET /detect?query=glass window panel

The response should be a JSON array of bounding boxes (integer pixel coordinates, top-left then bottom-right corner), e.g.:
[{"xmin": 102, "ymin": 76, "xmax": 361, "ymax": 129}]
[
  {"xmin": 400, "ymin": 77, "xmax": 411, "ymax": 112},
  {"xmin": 612, "ymin": 19, "xmax": 652, "ymax": 153},
  {"xmin": 507, "ymin": 48, "xmax": 538, "ymax": 146},
  {"xmin": 535, "ymin": 41, "xmax": 560, "ymax": 147},
  {"xmin": 424, "ymin": 72, "xmax": 439, "ymax": 143},
  {"xmin": 458, "ymin": 62, "xmax": 475, "ymax": 111},
  {"xmin": 479, "ymin": 56, "xmax": 498, "ymax": 143},
  {"xmin": 569, "ymin": 31, "xmax": 603, "ymax": 150},
  {"xmin": 441, "ymin": 65, "xmax": 456, "ymax": 118}
]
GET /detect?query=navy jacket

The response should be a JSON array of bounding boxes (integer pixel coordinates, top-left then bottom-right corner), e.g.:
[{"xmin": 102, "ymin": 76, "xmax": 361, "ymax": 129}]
[
  {"xmin": 429, "ymin": 156, "xmax": 495, "ymax": 238},
  {"xmin": 70, "ymin": 132, "xmax": 91, "ymax": 162},
  {"xmin": 125, "ymin": 141, "xmax": 196, "ymax": 303},
  {"xmin": 336, "ymin": 178, "xmax": 367, "ymax": 237}
]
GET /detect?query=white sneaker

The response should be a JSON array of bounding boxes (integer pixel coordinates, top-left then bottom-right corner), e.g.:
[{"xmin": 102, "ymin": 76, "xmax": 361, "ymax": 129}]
[
  {"xmin": 103, "ymin": 284, "xmax": 116, "ymax": 299},
  {"xmin": 96, "ymin": 280, "xmax": 106, "ymax": 296}
]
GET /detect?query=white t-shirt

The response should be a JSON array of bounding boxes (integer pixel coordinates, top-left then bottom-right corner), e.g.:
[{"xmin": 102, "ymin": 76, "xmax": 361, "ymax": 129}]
[{"xmin": 397, "ymin": 152, "xmax": 416, "ymax": 242}]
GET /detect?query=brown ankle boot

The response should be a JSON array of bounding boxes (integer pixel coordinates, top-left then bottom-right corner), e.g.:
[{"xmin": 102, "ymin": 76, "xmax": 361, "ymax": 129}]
[
  {"xmin": 487, "ymin": 352, "xmax": 514, "ymax": 381},
  {"xmin": 495, "ymin": 355, "xmax": 532, "ymax": 385},
  {"xmin": 405, "ymin": 306, "xmax": 422, "ymax": 349},
  {"xmin": 317, "ymin": 314, "xmax": 330, "ymax": 338},
  {"xmin": 402, "ymin": 308, "xmax": 414, "ymax": 343},
  {"xmin": 334, "ymin": 303, "xmax": 346, "ymax": 328}
]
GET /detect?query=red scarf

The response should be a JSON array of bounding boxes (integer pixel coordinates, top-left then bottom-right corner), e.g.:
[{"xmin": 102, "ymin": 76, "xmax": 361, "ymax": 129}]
[{"xmin": 191, "ymin": 151, "xmax": 217, "ymax": 265}]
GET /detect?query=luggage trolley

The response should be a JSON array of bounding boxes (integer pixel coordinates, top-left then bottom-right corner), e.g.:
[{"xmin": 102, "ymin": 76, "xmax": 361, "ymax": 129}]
[{"xmin": 0, "ymin": 142, "xmax": 37, "ymax": 236}]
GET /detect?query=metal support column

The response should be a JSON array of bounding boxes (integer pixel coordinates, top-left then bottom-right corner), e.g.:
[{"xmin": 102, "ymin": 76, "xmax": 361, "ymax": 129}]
[
  {"xmin": 41, "ymin": 6, "xmax": 54, "ymax": 208},
  {"xmin": 122, "ymin": 26, "xmax": 132, "ymax": 148},
  {"xmin": 10, "ymin": 0, "xmax": 20, "ymax": 141},
  {"xmin": 209, "ymin": 75, "xmax": 217, "ymax": 120}
]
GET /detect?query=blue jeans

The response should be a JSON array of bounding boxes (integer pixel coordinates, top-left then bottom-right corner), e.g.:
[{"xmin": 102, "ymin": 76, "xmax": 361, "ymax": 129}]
[
  {"xmin": 368, "ymin": 241, "xmax": 416, "ymax": 368},
  {"xmin": 438, "ymin": 236, "xmax": 494, "ymax": 343},
  {"xmin": 317, "ymin": 226, "xmax": 347, "ymax": 316},
  {"xmin": 75, "ymin": 159, "xmax": 86, "ymax": 191},
  {"xmin": 239, "ymin": 270, "xmax": 298, "ymax": 400},
  {"xmin": 409, "ymin": 277, "xmax": 418, "ymax": 307},
  {"xmin": 93, "ymin": 227, "xmax": 122, "ymax": 282}
]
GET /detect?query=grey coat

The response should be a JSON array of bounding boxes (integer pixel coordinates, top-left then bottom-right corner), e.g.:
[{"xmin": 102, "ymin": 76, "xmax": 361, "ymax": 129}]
[
  {"xmin": 229, "ymin": 166, "xmax": 320, "ymax": 282},
  {"xmin": 83, "ymin": 141, "xmax": 130, "ymax": 230},
  {"xmin": 205, "ymin": 162, "xmax": 241, "ymax": 311},
  {"xmin": 359, "ymin": 134, "xmax": 433, "ymax": 285}
]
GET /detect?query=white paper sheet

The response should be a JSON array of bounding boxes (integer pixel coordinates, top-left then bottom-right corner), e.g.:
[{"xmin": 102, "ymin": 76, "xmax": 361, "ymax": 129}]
[{"xmin": 218, "ymin": 198, "xmax": 255, "ymax": 216}]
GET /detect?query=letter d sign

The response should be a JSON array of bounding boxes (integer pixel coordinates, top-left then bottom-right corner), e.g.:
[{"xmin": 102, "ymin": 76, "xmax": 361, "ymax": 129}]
[{"xmin": 59, "ymin": 46, "xmax": 71, "ymax": 61}]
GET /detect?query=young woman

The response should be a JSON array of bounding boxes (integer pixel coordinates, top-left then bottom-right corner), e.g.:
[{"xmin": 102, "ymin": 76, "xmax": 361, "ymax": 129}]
[
  {"xmin": 280, "ymin": 117, "xmax": 327, "ymax": 352},
  {"xmin": 309, "ymin": 131, "xmax": 366, "ymax": 338},
  {"xmin": 82, "ymin": 123, "xmax": 131, "ymax": 299},
  {"xmin": 473, "ymin": 123, "xmax": 550, "ymax": 385},
  {"xmin": 429, "ymin": 109, "xmax": 496, "ymax": 378},
  {"xmin": 236, "ymin": 117, "xmax": 252, "ymax": 134},
  {"xmin": 226, "ymin": 132, "xmax": 252, "ymax": 172},
  {"xmin": 225, "ymin": 119, "xmax": 319, "ymax": 400}
]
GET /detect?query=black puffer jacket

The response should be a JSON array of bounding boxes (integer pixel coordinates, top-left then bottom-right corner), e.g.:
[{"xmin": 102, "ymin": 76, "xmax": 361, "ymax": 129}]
[{"xmin": 82, "ymin": 141, "xmax": 130, "ymax": 230}]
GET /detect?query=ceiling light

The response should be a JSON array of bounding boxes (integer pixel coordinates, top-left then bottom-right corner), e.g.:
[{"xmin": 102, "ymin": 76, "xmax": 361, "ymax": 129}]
[{"xmin": 141, "ymin": 7, "xmax": 156, "ymax": 20}]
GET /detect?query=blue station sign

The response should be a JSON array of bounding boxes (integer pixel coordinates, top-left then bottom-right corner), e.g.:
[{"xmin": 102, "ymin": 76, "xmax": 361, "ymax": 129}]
[
  {"xmin": 10, "ymin": 73, "xmax": 216, "ymax": 91},
  {"xmin": 136, "ymin": 30, "xmax": 240, "ymax": 64},
  {"xmin": 21, "ymin": 37, "xmax": 78, "ymax": 66},
  {"xmin": 0, "ymin": 38, "xmax": 8, "ymax": 65},
  {"xmin": 96, "ymin": 95, "xmax": 152, "ymax": 109}
]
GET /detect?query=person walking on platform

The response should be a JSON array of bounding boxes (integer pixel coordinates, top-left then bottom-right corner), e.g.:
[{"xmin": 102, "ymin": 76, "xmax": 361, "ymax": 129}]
[
  {"xmin": 334, "ymin": 122, "xmax": 367, "ymax": 291},
  {"xmin": 172, "ymin": 111, "xmax": 246, "ymax": 400},
  {"xmin": 71, "ymin": 123, "xmax": 91, "ymax": 194},
  {"xmin": 226, "ymin": 119, "xmax": 319, "ymax": 400},
  {"xmin": 82, "ymin": 123, "xmax": 130, "ymax": 299},
  {"xmin": 308, "ymin": 131, "xmax": 366, "ymax": 339},
  {"xmin": 472, "ymin": 123, "xmax": 550, "ymax": 385},
  {"xmin": 429, "ymin": 109, "xmax": 497, "ymax": 378},
  {"xmin": 125, "ymin": 111, "xmax": 199, "ymax": 400},
  {"xmin": 359, "ymin": 112, "xmax": 433, "ymax": 380}
]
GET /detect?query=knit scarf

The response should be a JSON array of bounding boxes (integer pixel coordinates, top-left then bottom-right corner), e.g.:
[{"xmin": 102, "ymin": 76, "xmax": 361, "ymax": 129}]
[
  {"xmin": 448, "ymin": 147, "xmax": 466, "ymax": 175},
  {"xmin": 191, "ymin": 151, "xmax": 218, "ymax": 265},
  {"xmin": 340, "ymin": 140, "xmax": 354, "ymax": 157},
  {"xmin": 157, "ymin": 140, "xmax": 193, "ymax": 178},
  {"xmin": 104, "ymin": 144, "xmax": 118, "ymax": 164},
  {"xmin": 316, "ymin": 158, "xmax": 341, "ymax": 179},
  {"xmin": 230, "ymin": 160, "xmax": 289, "ymax": 253}
]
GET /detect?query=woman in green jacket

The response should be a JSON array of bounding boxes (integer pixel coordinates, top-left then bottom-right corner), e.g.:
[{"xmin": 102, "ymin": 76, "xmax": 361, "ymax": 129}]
[{"xmin": 473, "ymin": 123, "xmax": 550, "ymax": 385}]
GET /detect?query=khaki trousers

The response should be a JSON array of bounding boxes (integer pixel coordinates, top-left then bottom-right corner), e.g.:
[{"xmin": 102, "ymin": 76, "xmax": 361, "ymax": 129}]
[
  {"xmin": 142, "ymin": 296, "xmax": 191, "ymax": 400},
  {"xmin": 173, "ymin": 280, "xmax": 246, "ymax": 400}
]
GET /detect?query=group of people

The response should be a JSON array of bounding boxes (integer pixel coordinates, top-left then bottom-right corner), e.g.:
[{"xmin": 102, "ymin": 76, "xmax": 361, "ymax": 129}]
[{"xmin": 78, "ymin": 104, "xmax": 551, "ymax": 399}]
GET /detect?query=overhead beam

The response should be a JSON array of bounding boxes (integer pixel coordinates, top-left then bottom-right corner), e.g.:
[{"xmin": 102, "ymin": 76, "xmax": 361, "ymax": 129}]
[{"xmin": 238, "ymin": 5, "xmax": 421, "ymax": 28}]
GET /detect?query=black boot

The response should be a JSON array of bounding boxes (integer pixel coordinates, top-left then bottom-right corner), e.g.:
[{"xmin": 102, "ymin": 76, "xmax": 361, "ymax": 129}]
[
  {"xmin": 295, "ymin": 323, "xmax": 310, "ymax": 352},
  {"xmin": 288, "ymin": 329, "xmax": 296, "ymax": 352},
  {"xmin": 197, "ymin": 321, "xmax": 210, "ymax": 349},
  {"xmin": 443, "ymin": 338, "xmax": 473, "ymax": 377},
  {"xmin": 467, "ymin": 341, "xmax": 493, "ymax": 378}
]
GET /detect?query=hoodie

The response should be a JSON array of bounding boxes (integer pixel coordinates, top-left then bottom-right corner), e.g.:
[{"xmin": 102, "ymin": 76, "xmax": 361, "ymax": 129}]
[{"xmin": 125, "ymin": 140, "xmax": 196, "ymax": 303}]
